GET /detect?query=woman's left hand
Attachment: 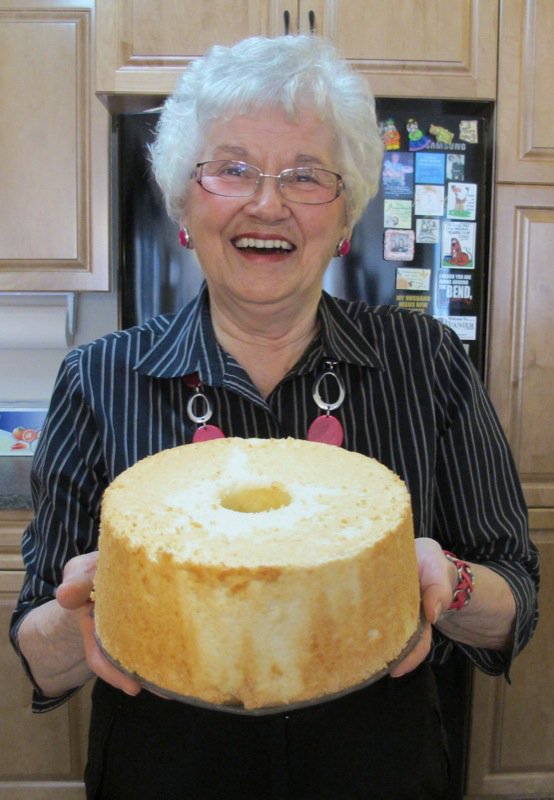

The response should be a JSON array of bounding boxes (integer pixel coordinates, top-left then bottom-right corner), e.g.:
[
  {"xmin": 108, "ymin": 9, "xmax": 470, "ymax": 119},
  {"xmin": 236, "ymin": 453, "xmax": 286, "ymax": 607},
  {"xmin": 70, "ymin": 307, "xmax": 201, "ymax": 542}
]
[{"xmin": 389, "ymin": 537, "xmax": 455, "ymax": 678}]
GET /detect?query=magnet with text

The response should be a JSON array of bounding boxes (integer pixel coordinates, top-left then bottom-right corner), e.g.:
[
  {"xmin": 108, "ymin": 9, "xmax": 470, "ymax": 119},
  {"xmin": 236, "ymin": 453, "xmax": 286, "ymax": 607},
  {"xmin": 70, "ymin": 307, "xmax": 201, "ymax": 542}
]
[
  {"xmin": 415, "ymin": 217, "xmax": 440, "ymax": 244},
  {"xmin": 446, "ymin": 183, "xmax": 477, "ymax": 221},
  {"xmin": 415, "ymin": 151, "xmax": 445, "ymax": 185},
  {"xmin": 382, "ymin": 151, "xmax": 414, "ymax": 198},
  {"xmin": 396, "ymin": 267, "xmax": 431, "ymax": 291},
  {"xmin": 459, "ymin": 120, "xmax": 479, "ymax": 144},
  {"xmin": 384, "ymin": 198, "xmax": 413, "ymax": 229},
  {"xmin": 446, "ymin": 154, "xmax": 465, "ymax": 181},
  {"xmin": 437, "ymin": 270, "xmax": 474, "ymax": 308},
  {"xmin": 442, "ymin": 221, "xmax": 476, "ymax": 268},
  {"xmin": 434, "ymin": 315, "xmax": 477, "ymax": 342}
]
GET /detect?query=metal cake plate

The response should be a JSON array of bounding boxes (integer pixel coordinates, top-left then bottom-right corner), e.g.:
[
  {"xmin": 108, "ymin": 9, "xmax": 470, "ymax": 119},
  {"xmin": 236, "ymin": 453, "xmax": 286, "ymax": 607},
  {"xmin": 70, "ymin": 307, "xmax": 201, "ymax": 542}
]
[{"xmin": 95, "ymin": 614, "xmax": 425, "ymax": 716}]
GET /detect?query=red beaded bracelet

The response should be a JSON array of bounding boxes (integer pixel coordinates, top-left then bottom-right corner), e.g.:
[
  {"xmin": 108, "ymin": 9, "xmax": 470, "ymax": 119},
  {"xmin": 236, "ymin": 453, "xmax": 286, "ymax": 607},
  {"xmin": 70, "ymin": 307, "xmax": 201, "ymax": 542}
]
[{"xmin": 443, "ymin": 551, "xmax": 475, "ymax": 610}]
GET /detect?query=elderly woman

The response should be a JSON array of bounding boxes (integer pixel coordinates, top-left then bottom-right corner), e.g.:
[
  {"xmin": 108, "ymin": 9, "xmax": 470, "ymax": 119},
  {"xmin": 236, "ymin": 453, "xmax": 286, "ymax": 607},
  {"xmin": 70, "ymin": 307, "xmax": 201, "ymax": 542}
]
[{"xmin": 11, "ymin": 35, "xmax": 538, "ymax": 800}]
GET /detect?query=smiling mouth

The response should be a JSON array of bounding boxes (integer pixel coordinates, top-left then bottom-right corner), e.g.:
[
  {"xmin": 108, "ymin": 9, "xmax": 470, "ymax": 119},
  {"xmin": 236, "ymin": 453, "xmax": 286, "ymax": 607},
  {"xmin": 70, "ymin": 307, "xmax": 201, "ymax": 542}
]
[{"xmin": 233, "ymin": 236, "xmax": 295, "ymax": 253}]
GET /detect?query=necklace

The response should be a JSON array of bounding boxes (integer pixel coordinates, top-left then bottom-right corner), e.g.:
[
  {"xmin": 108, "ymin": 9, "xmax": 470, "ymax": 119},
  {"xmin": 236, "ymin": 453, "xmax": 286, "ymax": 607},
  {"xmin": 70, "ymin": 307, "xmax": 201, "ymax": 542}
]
[{"xmin": 185, "ymin": 360, "xmax": 345, "ymax": 447}]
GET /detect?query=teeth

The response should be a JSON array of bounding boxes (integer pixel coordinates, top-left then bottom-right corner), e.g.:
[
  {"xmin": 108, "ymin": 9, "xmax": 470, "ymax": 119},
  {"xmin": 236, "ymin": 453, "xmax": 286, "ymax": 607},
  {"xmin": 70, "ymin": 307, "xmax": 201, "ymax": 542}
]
[{"xmin": 234, "ymin": 237, "xmax": 293, "ymax": 251}]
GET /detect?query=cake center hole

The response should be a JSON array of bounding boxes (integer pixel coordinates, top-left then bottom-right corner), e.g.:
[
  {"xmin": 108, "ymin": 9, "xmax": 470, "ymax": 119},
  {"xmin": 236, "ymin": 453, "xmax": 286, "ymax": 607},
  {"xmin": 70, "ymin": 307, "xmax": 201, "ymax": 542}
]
[{"xmin": 220, "ymin": 483, "xmax": 291, "ymax": 513}]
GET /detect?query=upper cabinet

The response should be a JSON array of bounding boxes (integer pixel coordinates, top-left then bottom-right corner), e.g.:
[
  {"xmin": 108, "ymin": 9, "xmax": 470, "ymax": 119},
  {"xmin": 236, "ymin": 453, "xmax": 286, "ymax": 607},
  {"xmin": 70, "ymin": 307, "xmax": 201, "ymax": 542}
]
[
  {"xmin": 496, "ymin": 0, "xmax": 554, "ymax": 183},
  {"xmin": 0, "ymin": 0, "xmax": 109, "ymax": 291},
  {"xmin": 305, "ymin": 0, "xmax": 498, "ymax": 99},
  {"xmin": 95, "ymin": 0, "xmax": 282, "ymax": 99},
  {"xmin": 95, "ymin": 0, "xmax": 499, "ymax": 103}
]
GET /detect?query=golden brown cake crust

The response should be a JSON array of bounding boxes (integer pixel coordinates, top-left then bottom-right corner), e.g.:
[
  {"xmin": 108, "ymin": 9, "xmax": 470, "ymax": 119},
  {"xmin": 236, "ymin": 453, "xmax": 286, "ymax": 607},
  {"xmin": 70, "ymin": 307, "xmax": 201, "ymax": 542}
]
[{"xmin": 94, "ymin": 438, "xmax": 420, "ymax": 710}]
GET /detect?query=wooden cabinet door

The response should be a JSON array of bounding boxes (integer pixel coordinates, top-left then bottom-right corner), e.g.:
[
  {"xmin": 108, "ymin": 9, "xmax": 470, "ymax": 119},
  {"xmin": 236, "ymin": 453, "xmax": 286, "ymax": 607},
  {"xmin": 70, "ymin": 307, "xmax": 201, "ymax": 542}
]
[
  {"xmin": 96, "ymin": 0, "xmax": 284, "ymax": 98},
  {"xmin": 97, "ymin": 0, "xmax": 498, "ymax": 100},
  {"xmin": 303, "ymin": 0, "xmax": 499, "ymax": 99},
  {"xmin": 466, "ymin": 509, "xmax": 554, "ymax": 797},
  {"xmin": 486, "ymin": 185, "xmax": 554, "ymax": 508},
  {"xmin": 0, "ymin": 1, "xmax": 109, "ymax": 291},
  {"xmin": 496, "ymin": 0, "xmax": 554, "ymax": 183},
  {"xmin": 0, "ymin": 509, "xmax": 92, "ymax": 799}
]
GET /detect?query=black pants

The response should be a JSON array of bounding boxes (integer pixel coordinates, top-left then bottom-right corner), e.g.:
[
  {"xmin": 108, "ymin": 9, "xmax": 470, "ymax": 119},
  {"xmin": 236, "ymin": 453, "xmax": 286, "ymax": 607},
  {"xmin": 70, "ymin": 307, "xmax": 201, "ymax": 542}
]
[{"xmin": 85, "ymin": 663, "xmax": 449, "ymax": 800}]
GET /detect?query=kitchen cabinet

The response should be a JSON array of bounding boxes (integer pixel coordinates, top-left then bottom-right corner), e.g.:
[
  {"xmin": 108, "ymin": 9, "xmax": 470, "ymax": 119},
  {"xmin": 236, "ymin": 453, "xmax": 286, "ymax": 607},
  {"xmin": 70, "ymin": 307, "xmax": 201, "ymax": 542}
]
[
  {"xmin": 0, "ymin": 509, "xmax": 90, "ymax": 799},
  {"xmin": 484, "ymin": 185, "xmax": 554, "ymax": 510},
  {"xmin": 95, "ymin": 0, "xmax": 498, "ymax": 102},
  {"xmin": 466, "ymin": 183, "xmax": 554, "ymax": 798},
  {"xmin": 466, "ymin": 515, "xmax": 554, "ymax": 798},
  {"xmin": 465, "ymin": 2, "xmax": 554, "ymax": 792},
  {"xmin": 310, "ymin": 0, "xmax": 498, "ymax": 99},
  {"xmin": 496, "ymin": 0, "xmax": 554, "ymax": 184},
  {"xmin": 95, "ymin": 0, "xmax": 281, "ymax": 99},
  {"xmin": 0, "ymin": 1, "xmax": 109, "ymax": 291}
]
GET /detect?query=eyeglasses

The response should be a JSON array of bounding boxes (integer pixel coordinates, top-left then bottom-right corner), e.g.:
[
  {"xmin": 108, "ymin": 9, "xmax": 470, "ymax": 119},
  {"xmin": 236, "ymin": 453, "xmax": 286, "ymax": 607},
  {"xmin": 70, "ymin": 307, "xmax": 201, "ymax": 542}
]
[{"xmin": 193, "ymin": 160, "xmax": 343, "ymax": 205}]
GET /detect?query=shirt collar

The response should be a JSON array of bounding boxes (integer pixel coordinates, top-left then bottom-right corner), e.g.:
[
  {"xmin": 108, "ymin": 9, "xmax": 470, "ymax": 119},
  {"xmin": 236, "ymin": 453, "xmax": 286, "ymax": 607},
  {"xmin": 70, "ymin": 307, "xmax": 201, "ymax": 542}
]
[
  {"xmin": 317, "ymin": 291, "xmax": 384, "ymax": 370},
  {"xmin": 134, "ymin": 285, "xmax": 383, "ymax": 381}
]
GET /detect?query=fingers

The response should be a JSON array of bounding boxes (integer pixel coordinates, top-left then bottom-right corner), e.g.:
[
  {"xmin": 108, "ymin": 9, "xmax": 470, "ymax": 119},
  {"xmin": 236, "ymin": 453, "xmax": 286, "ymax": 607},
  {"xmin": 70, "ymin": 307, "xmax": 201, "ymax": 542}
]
[
  {"xmin": 389, "ymin": 538, "xmax": 456, "ymax": 678},
  {"xmin": 56, "ymin": 552, "xmax": 98, "ymax": 610},
  {"xmin": 414, "ymin": 538, "xmax": 455, "ymax": 625}
]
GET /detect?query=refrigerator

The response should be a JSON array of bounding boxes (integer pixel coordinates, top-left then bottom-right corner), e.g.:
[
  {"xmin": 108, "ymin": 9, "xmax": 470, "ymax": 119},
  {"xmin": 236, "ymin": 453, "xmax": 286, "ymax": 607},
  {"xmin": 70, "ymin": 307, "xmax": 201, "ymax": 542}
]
[
  {"xmin": 116, "ymin": 98, "xmax": 494, "ymax": 375},
  {"xmin": 114, "ymin": 97, "xmax": 495, "ymax": 795}
]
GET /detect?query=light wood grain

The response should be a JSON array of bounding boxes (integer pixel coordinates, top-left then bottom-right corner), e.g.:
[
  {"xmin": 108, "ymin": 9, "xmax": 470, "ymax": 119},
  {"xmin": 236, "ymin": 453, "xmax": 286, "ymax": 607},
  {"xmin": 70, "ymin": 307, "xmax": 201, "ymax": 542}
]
[
  {"xmin": 95, "ymin": 0, "xmax": 498, "ymax": 100},
  {"xmin": 0, "ymin": 1, "xmax": 109, "ymax": 291}
]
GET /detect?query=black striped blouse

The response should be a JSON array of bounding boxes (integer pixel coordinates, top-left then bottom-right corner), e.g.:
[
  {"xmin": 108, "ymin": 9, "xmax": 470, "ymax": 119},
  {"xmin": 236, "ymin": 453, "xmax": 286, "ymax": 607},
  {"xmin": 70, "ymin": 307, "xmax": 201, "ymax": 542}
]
[{"xmin": 10, "ymin": 287, "xmax": 539, "ymax": 712}]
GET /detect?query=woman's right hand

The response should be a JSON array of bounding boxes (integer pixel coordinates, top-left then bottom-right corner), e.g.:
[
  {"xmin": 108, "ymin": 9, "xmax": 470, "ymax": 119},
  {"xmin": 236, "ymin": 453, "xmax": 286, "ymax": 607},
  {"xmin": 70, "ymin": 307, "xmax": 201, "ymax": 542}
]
[{"xmin": 56, "ymin": 552, "xmax": 142, "ymax": 696}]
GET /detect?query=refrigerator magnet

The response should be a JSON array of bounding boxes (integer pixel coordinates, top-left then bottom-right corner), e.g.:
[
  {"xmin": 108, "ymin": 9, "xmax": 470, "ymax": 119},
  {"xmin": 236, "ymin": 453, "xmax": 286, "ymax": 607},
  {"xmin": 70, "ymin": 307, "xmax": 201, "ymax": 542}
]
[
  {"xmin": 414, "ymin": 152, "xmax": 445, "ymax": 185},
  {"xmin": 384, "ymin": 229, "xmax": 415, "ymax": 261},
  {"xmin": 435, "ymin": 315, "xmax": 477, "ymax": 342},
  {"xmin": 382, "ymin": 152, "xmax": 414, "ymax": 198},
  {"xmin": 437, "ymin": 271, "xmax": 474, "ymax": 308},
  {"xmin": 380, "ymin": 118, "xmax": 401, "ymax": 150},
  {"xmin": 406, "ymin": 118, "xmax": 432, "ymax": 151},
  {"xmin": 459, "ymin": 121, "xmax": 479, "ymax": 144},
  {"xmin": 384, "ymin": 198, "xmax": 413, "ymax": 228},
  {"xmin": 428, "ymin": 124, "xmax": 455, "ymax": 145},
  {"xmin": 446, "ymin": 183, "xmax": 477, "ymax": 221},
  {"xmin": 414, "ymin": 184, "xmax": 444, "ymax": 217},
  {"xmin": 415, "ymin": 218, "xmax": 440, "ymax": 244},
  {"xmin": 396, "ymin": 267, "xmax": 431, "ymax": 291},
  {"xmin": 446, "ymin": 154, "xmax": 465, "ymax": 181},
  {"xmin": 442, "ymin": 221, "xmax": 476, "ymax": 269}
]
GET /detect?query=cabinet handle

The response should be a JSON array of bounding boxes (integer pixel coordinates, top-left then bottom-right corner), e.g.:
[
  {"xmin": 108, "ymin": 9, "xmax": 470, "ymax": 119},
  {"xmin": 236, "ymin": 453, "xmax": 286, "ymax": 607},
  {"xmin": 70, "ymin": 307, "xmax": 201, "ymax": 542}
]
[
  {"xmin": 283, "ymin": 9, "xmax": 291, "ymax": 35},
  {"xmin": 308, "ymin": 10, "xmax": 316, "ymax": 34}
]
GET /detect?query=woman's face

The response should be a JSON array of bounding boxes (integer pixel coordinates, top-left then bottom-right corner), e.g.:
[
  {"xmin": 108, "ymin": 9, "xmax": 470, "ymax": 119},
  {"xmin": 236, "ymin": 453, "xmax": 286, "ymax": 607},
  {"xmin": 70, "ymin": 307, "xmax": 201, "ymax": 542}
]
[{"xmin": 182, "ymin": 107, "xmax": 349, "ymax": 314}]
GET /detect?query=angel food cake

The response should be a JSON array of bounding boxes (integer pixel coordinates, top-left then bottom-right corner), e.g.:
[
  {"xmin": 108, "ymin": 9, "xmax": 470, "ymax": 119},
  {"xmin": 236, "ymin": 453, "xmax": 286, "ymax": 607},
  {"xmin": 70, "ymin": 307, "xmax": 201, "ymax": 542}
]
[{"xmin": 94, "ymin": 437, "xmax": 420, "ymax": 710}]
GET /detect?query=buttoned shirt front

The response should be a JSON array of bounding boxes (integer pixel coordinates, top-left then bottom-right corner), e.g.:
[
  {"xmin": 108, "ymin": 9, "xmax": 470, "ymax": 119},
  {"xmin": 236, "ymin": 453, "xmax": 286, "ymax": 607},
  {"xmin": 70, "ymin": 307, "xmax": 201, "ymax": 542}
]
[{"xmin": 10, "ymin": 287, "xmax": 539, "ymax": 711}]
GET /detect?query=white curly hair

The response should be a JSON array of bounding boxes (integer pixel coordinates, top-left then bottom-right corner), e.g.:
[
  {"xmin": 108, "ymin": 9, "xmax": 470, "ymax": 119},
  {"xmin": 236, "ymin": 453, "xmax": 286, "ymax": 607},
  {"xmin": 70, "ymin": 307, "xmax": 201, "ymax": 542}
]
[{"xmin": 149, "ymin": 35, "xmax": 383, "ymax": 227}]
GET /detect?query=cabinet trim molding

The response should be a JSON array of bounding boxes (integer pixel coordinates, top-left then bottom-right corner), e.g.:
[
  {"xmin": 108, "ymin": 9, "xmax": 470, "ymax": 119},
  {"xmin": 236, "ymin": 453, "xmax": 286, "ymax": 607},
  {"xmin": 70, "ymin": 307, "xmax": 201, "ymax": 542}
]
[
  {"xmin": 496, "ymin": 0, "xmax": 554, "ymax": 182},
  {"xmin": 0, "ymin": 4, "xmax": 109, "ymax": 291}
]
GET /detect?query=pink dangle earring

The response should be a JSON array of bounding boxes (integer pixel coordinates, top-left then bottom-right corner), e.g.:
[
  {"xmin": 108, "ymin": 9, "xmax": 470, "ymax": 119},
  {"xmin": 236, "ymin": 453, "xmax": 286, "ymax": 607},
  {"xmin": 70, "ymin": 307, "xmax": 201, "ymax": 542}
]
[
  {"xmin": 179, "ymin": 226, "xmax": 194, "ymax": 249},
  {"xmin": 336, "ymin": 237, "xmax": 351, "ymax": 257},
  {"xmin": 307, "ymin": 361, "xmax": 346, "ymax": 447}
]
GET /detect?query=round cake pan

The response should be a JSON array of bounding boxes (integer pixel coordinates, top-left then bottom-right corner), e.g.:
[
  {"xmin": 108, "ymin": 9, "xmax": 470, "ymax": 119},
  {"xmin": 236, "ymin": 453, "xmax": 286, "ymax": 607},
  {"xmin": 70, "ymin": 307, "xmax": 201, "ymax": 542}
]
[{"xmin": 95, "ymin": 616, "xmax": 425, "ymax": 716}]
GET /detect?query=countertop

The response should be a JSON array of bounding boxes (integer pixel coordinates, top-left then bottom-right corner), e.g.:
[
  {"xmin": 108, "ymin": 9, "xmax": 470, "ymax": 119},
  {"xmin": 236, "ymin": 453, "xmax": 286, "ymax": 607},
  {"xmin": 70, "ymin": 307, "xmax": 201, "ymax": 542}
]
[{"xmin": 0, "ymin": 457, "xmax": 33, "ymax": 510}]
